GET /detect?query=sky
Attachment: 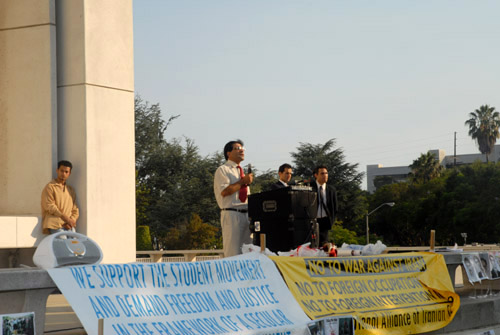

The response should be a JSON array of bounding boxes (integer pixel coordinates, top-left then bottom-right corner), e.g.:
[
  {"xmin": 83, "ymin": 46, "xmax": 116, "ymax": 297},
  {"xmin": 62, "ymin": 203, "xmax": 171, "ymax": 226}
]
[{"xmin": 133, "ymin": 1, "xmax": 500, "ymax": 189}]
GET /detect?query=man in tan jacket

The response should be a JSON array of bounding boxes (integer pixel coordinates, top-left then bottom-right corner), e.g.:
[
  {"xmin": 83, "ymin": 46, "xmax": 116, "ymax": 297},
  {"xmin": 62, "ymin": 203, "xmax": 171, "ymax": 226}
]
[{"xmin": 41, "ymin": 160, "xmax": 79, "ymax": 234}]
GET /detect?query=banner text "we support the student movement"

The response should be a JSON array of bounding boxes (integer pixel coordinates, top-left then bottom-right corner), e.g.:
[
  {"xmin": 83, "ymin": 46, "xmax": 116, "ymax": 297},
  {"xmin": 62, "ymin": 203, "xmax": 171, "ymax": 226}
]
[
  {"xmin": 71, "ymin": 260, "xmax": 278, "ymax": 316},
  {"xmin": 271, "ymin": 253, "xmax": 460, "ymax": 335},
  {"xmin": 48, "ymin": 253, "xmax": 310, "ymax": 335}
]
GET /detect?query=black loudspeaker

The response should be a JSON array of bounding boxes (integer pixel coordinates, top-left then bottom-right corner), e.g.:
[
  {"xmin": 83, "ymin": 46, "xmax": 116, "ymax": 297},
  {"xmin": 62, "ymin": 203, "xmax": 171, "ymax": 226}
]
[
  {"xmin": 248, "ymin": 186, "xmax": 318, "ymax": 252},
  {"xmin": 248, "ymin": 186, "xmax": 317, "ymax": 222}
]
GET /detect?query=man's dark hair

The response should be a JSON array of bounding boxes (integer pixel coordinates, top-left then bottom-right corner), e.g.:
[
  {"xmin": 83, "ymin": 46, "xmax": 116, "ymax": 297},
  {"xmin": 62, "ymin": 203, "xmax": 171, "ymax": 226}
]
[
  {"xmin": 279, "ymin": 163, "xmax": 292, "ymax": 173},
  {"xmin": 223, "ymin": 139, "xmax": 244, "ymax": 160},
  {"xmin": 313, "ymin": 165, "xmax": 328, "ymax": 175},
  {"xmin": 58, "ymin": 160, "xmax": 73, "ymax": 171}
]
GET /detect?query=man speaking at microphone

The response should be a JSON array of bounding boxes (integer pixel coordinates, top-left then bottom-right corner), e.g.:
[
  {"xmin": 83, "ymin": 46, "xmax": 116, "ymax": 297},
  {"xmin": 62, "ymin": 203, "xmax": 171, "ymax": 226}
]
[{"xmin": 214, "ymin": 140, "xmax": 253, "ymax": 257}]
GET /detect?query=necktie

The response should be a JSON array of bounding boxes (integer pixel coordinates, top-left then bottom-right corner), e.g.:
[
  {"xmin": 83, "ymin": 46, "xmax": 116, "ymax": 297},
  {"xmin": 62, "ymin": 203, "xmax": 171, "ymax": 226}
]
[
  {"xmin": 237, "ymin": 165, "xmax": 248, "ymax": 202},
  {"xmin": 318, "ymin": 185, "xmax": 324, "ymax": 217}
]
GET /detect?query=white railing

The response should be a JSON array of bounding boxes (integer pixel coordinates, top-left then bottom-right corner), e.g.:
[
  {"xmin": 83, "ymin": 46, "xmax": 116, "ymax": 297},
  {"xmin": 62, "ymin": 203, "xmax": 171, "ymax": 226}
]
[{"xmin": 136, "ymin": 250, "xmax": 224, "ymax": 263}]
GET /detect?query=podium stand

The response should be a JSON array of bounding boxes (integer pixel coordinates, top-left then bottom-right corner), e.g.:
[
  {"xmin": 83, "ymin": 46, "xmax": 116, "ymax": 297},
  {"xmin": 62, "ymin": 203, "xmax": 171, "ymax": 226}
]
[{"xmin": 248, "ymin": 186, "xmax": 319, "ymax": 252}]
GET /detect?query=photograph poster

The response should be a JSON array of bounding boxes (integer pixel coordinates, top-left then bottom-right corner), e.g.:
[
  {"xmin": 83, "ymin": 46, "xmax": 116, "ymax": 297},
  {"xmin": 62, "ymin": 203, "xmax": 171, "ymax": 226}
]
[
  {"xmin": 308, "ymin": 316, "xmax": 354, "ymax": 335},
  {"xmin": 1, "ymin": 312, "xmax": 35, "ymax": 335}
]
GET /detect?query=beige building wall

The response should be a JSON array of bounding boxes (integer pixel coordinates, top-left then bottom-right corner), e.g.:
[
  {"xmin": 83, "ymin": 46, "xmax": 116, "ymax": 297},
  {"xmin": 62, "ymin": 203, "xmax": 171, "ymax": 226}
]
[
  {"xmin": 0, "ymin": 0, "xmax": 136, "ymax": 264},
  {"xmin": 0, "ymin": 0, "xmax": 58, "ymax": 215},
  {"xmin": 56, "ymin": 0, "xmax": 135, "ymax": 263}
]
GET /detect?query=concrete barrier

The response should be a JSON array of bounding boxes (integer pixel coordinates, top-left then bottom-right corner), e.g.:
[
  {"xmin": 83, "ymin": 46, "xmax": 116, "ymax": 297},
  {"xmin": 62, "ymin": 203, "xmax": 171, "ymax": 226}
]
[
  {"xmin": 0, "ymin": 268, "xmax": 57, "ymax": 334},
  {"xmin": 0, "ymin": 249, "xmax": 498, "ymax": 335},
  {"xmin": 431, "ymin": 295, "xmax": 500, "ymax": 334}
]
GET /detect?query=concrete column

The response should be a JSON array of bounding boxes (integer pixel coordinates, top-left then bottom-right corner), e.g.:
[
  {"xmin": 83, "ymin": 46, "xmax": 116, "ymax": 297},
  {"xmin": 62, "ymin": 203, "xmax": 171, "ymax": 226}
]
[
  {"xmin": 0, "ymin": 0, "xmax": 58, "ymax": 215},
  {"xmin": 56, "ymin": 0, "xmax": 136, "ymax": 263}
]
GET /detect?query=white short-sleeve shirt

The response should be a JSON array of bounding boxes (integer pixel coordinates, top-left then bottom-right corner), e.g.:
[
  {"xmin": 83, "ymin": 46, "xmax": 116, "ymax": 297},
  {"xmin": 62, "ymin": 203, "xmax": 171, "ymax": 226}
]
[{"xmin": 213, "ymin": 160, "xmax": 250, "ymax": 209}]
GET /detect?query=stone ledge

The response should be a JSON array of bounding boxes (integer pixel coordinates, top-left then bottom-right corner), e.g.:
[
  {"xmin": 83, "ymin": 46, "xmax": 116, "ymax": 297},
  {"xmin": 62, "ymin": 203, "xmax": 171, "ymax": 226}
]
[
  {"xmin": 0, "ymin": 268, "xmax": 55, "ymax": 290},
  {"xmin": 431, "ymin": 295, "xmax": 500, "ymax": 334}
]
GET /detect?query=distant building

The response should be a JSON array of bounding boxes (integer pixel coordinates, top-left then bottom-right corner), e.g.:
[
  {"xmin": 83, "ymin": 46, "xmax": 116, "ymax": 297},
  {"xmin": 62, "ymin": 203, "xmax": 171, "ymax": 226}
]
[{"xmin": 366, "ymin": 145, "xmax": 500, "ymax": 193}]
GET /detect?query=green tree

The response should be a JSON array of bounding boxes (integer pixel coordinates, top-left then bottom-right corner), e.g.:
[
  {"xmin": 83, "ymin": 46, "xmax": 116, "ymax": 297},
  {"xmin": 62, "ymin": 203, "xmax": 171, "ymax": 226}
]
[
  {"xmin": 368, "ymin": 180, "xmax": 440, "ymax": 246},
  {"xmin": 162, "ymin": 214, "xmax": 221, "ymax": 250},
  {"xmin": 465, "ymin": 104, "xmax": 500, "ymax": 162},
  {"xmin": 134, "ymin": 96, "xmax": 220, "ymax": 241},
  {"xmin": 291, "ymin": 139, "xmax": 366, "ymax": 226},
  {"xmin": 369, "ymin": 162, "xmax": 500, "ymax": 246},
  {"xmin": 136, "ymin": 170, "xmax": 151, "ymax": 226},
  {"xmin": 331, "ymin": 223, "xmax": 363, "ymax": 246},
  {"xmin": 408, "ymin": 152, "xmax": 443, "ymax": 184},
  {"xmin": 373, "ymin": 175, "xmax": 396, "ymax": 189},
  {"xmin": 135, "ymin": 95, "xmax": 178, "ymax": 168},
  {"xmin": 444, "ymin": 162, "xmax": 500, "ymax": 243},
  {"xmin": 138, "ymin": 137, "xmax": 220, "ymax": 233},
  {"xmin": 252, "ymin": 169, "xmax": 278, "ymax": 193},
  {"xmin": 136, "ymin": 226, "xmax": 152, "ymax": 250}
]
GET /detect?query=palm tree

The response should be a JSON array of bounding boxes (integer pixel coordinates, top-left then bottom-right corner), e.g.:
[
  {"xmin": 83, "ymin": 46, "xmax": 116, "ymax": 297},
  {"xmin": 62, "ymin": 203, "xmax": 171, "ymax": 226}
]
[
  {"xmin": 465, "ymin": 105, "xmax": 500, "ymax": 162},
  {"xmin": 408, "ymin": 152, "xmax": 443, "ymax": 183}
]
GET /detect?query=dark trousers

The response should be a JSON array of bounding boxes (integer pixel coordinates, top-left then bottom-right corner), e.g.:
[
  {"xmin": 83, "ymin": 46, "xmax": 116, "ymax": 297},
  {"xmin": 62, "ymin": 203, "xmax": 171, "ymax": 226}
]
[{"xmin": 317, "ymin": 217, "xmax": 332, "ymax": 244}]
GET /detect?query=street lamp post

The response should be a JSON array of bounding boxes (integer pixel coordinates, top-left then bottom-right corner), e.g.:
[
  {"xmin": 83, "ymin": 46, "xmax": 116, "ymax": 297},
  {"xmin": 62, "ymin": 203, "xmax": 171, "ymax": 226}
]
[{"xmin": 366, "ymin": 202, "xmax": 395, "ymax": 244}]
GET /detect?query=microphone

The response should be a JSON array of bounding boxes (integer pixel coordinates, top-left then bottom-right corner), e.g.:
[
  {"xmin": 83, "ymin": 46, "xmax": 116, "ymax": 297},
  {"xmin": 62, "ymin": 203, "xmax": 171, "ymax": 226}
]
[
  {"xmin": 247, "ymin": 164, "xmax": 252, "ymax": 174},
  {"xmin": 289, "ymin": 178, "xmax": 310, "ymax": 186}
]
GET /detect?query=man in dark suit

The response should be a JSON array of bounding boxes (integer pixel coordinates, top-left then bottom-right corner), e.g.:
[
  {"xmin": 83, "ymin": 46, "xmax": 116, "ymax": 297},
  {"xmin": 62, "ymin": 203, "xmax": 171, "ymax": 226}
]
[
  {"xmin": 270, "ymin": 163, "xmax": 293, "ymax": 190},
  {"xmin": 310, "ymin": 165, "xmax": 338, "ymax": 244}
]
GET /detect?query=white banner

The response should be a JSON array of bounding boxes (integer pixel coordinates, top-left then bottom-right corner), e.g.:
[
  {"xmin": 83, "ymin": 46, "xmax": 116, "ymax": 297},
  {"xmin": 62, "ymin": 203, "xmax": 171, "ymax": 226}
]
[{"xmin": 48, "ymin": 253, "xmax": 310, "ymax": 335}]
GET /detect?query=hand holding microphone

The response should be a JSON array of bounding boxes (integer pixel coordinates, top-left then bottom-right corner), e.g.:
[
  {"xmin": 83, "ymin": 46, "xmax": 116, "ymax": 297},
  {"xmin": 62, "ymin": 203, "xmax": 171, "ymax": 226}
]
[{"xmin": 242, "ymin": 164, "xmax": 254, "ymax": 185}]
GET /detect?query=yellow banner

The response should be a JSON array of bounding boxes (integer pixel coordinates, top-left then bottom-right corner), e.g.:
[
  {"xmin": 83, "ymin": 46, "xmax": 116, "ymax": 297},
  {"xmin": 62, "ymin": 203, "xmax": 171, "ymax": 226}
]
[{"xmin": 270, "ymin": 252, "xmax": 460, "ymax": 335}]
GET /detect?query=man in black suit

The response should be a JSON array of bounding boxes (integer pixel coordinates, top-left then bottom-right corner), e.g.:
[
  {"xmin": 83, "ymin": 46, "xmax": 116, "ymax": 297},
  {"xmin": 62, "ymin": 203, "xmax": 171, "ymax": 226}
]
[
  {"xmin": 310, "ymin": 165, "xmax": 338, "ymax": 244},
  {"xmin": 270, "ymin": 163, "xmax": 293, "ymax": 190}
]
